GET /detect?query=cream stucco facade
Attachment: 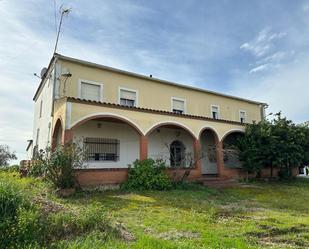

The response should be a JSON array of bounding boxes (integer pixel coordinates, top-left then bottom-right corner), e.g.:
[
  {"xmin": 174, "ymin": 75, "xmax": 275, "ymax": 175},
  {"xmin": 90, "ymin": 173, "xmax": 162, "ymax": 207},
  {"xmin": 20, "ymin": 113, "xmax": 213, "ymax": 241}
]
[{"xmin": 30, "ymin": 53, "xmax": 267, "ymax": 184}]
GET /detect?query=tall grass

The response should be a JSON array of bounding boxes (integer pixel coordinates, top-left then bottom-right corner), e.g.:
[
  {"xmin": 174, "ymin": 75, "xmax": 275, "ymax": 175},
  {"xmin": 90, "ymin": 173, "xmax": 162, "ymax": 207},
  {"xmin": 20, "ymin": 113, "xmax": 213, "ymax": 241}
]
[{"xmin": 0, "ymin": 172, "xmax": 113, "ymax": 248}]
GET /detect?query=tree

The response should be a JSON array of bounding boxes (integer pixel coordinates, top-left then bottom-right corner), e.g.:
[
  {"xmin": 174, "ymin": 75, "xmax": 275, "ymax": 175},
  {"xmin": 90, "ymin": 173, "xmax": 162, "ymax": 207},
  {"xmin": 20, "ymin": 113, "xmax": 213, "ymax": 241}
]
[
  {"xmin": 0, "ymin": 144, "xmax": 17, "ymax": 167},
  {"xmin": 270, "ymin": 113, "xmax": 304, "ymax": 178},
  {"xmin": 236, "ymin": 122, "xmax": 267, "ymax": 180},
  {"xmin": 235, "ymin": 112, "xmax": 309, "ymax": 180}
]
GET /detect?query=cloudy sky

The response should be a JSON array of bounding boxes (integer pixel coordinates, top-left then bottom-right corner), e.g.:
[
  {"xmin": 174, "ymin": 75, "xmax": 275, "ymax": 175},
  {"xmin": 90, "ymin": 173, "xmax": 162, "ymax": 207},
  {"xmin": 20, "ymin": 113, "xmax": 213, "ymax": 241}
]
[{"xmin": 1, "ymin": 0, "xmax": 309, "ymax": 163}]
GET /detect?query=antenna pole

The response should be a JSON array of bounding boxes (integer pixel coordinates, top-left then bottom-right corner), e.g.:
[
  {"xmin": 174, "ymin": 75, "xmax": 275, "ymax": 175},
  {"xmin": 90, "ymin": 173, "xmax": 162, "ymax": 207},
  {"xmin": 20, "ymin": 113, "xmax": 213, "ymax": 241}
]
[{"xmin": 53, "ymin": 7, "xmax": 71, "ymax": 54}]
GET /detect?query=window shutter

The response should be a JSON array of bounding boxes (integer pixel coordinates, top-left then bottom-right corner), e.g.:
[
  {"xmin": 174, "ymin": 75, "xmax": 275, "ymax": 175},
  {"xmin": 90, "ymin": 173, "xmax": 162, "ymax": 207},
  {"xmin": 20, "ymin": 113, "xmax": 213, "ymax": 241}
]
[
  {"xmin": 120, "ymin": 89, "xmax": 136, "ymax": 100},
  {"xmin": 212, "ymin": 106, "xmax": 218, "ymax": 112},
  {"xmin": 81, "ymin": 82, "xmax": 100, "ymax": 101},
  {"xmin": 173, "ymin": 99, "xmax": 184, "ymax": 111}
]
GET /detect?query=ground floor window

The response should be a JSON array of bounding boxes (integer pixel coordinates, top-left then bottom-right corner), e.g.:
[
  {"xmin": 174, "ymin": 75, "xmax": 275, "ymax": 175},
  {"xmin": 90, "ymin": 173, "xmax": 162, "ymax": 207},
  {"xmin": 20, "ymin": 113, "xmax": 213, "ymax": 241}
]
[
  {"xmin": 170, "ymin": 140, "xmax": 186, "ymax": 167},
  {"xmin": 84, "ymin": 137, "xmax": 120, "ymax": 162}
]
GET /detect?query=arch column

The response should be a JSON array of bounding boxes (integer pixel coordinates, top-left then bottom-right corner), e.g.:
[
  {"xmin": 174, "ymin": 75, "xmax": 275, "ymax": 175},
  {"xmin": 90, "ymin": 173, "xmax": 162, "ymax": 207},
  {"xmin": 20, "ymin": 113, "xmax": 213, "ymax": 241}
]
[
  {"xmin": 140, "ymin": 135, "xmax": 148, "ymax": 160},
  {"xmin": 63, "ymin": 129, "xmax": 74, "ymax": 144}
]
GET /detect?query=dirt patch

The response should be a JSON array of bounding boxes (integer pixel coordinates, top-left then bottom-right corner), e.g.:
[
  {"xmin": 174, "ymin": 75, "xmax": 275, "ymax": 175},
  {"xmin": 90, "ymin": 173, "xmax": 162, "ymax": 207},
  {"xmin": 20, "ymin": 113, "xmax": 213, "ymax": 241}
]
[
  {"xmin": 145, "ymin": 228, "xmax": 200, "ymax": 240},
  {"xmin": 246, "ymin": 224, "xmax": 309, "ymax": 249},
  {"xmin": 33, "ymin": 195, "xmax": 67, "ymax": 214},
  {"xmin": 112, "ymin": 222, "xmax": 135, "ymax": 242}
]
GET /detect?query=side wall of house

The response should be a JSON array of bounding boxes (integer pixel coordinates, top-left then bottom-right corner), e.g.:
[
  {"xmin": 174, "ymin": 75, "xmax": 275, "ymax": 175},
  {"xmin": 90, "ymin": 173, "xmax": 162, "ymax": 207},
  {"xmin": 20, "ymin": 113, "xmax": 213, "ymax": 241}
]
[{"xmin": 31, "ymin": 63, "xmax": 57, "ymax": 155}]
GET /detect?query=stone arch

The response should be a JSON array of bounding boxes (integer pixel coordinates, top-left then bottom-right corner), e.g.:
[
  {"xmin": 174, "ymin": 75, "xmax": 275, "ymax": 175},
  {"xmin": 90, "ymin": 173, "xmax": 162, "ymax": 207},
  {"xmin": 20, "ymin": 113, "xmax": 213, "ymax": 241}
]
[
  {"xmin": 70, "ymin": 113, "xmax": 144, "ymax": 136},
  {"xmin": 220, "ymin": 129, "xmax": 245, "ymax": 142},
  {"xmin": 145, "ymin": 121, "xmax": 196, "ymax": 139},
  {"xmin": 198, "ymin": 127, "xmax": 220, "ymax": 144}
]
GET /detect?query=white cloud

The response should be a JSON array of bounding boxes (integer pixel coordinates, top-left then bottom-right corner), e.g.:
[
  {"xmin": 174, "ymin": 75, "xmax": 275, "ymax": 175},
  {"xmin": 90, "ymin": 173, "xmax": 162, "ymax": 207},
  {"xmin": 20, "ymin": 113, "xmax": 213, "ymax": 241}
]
[
  {"xmin": 231, "ymin": 53, "xmax": 309, "ymax": 123},
  {"xmin": 240, "ymin": 27, "xmax": 286, "ymax": 58},
  {"xmin": 249, "ymin": 64, "xmax": 270, "ymax": 73}
]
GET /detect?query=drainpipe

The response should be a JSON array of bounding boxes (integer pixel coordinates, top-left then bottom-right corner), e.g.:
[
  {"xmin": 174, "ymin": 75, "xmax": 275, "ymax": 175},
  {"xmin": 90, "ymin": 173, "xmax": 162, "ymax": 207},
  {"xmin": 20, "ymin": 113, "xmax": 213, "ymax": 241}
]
[{"xmin": 260, "ymin": 103, "xmax": 268, "ymax": 121}]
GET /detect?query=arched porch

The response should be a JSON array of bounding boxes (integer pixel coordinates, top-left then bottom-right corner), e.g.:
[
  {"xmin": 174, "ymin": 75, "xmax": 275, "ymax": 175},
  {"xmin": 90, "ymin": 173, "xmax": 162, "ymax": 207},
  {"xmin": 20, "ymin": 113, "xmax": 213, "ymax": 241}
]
[
  {"xmin": 221, "ymin": 131, "xmax": 244, "ymax": 169},
  {"xmin": 146, "ymin": 122, "xmax": 197, "ymax": 168},
  {"xmin": 69, "ymin": 114, "xmax": 144, "ymax": 169}
]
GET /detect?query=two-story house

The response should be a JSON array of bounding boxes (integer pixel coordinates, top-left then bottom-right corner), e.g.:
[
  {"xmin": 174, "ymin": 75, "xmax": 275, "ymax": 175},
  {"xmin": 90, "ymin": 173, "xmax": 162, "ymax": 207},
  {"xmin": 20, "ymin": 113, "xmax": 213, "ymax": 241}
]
[{"xmin": 28, "ymin": 53, "xmax": 267, "ymax": 185}]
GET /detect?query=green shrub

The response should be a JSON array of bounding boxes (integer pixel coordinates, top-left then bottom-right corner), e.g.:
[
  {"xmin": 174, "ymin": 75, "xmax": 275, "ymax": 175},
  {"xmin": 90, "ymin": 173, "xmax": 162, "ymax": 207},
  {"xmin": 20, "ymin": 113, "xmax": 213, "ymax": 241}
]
[
  {"xmin": 0, "ymin": 164, "xmax": 20, "ymax": 173},
  {"xmin": 31, "ymin": 145, "xmax": 85, "ymax": 189},
  {"xmin": 0, "ymin": 179, "xmax": 26, "ymax": 222},
  {"xmin": 122, "ymin": 159, "xmax": 172, "ymax": 191},
  {"xmin": 15, "ymin": 208, "xmax": 45, "ymax": 246},
  {"xmin": 0, "ymin": 179, "xmax": 46, "ymax": 248},
  {"xmin": 28, "ymin": 160, "xmax": 46, "ymax": 177}
]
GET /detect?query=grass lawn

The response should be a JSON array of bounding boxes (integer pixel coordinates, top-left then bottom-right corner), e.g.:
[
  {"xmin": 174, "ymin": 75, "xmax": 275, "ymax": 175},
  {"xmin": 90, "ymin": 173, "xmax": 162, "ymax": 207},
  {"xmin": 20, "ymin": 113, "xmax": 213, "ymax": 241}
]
[{"xmin": 1, "ymin": 172, "xmax": 309, "ymax": 249}]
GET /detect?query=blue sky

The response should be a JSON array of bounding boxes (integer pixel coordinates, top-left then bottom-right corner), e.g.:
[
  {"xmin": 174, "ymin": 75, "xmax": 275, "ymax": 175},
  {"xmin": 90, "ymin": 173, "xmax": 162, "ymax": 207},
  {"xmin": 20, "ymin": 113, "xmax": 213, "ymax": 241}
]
[{"xmin": 0, "ymin": 0, "xmax": 309, "ymax": 162}]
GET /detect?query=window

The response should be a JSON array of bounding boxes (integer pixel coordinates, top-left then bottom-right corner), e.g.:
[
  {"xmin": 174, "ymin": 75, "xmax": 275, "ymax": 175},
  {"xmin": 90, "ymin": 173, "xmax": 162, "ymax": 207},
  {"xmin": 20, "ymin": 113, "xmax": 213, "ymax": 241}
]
[
  {"xmin": 39, "ymin": 100, "xmax": 43, "ymax": 118},
  {"xmin": 170, "ymin": 140, "xmax": 186, "ymax": 167},
  {"xmin": 35, "ymin": 128, "xmax": 40, "ymax": 146},
  {"xmin": 239, "ymin": 110, "xmax": 246, "ymax": 123},
  {"xmin": 211, "ymin": 105, "xmax": 219, "ymax": 119},
  {"xmin": 79, "ymin": 80, "xmax": 102, "ymax": 102},
  {"xmin": 47, "ymin": 122, "xmax": 51, "ymax": 144},
  {"xmin": 119, "ymin": 88, "xmax": 137, "ymax": 107},
  {"xmin": 84, "ymin": 137, "xmax": 120, "ymax": 162},
  {"xmin": 172, "ymin": 98, "xmax": 185, "ymax": 114}
]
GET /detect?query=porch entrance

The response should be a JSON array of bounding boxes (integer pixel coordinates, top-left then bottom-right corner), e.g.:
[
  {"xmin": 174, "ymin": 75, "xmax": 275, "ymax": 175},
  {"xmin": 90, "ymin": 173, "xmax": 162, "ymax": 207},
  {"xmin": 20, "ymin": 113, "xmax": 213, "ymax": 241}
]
[{"xmin": 200, "ymin": 129, "xmax": 218, "ymax": 175}]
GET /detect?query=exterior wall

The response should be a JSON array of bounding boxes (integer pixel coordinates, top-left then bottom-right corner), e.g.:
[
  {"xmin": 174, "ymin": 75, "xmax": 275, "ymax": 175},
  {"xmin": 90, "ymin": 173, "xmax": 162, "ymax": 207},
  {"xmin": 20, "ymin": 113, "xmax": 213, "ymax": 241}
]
[
  {"xmin": 73, "ymin": 120, "xmax": 140, "ymax": 168},
  {"xmin": 148, "ymin": 127, "xmax": 194, "ymax": 167},
  {"xmin": 57, "ymin": 59, "xmax": 262, "ymax": 124},
  {"xmin": 31, "ymin": 66, "xmax": 56, "ymax": 154},
  {"xmin": 75, "ymin": 166, "xmax": 300, "ymax": 186},
  {"xmin": 76, "ymin": 169, "xmax": 128, "ymax": 186}
]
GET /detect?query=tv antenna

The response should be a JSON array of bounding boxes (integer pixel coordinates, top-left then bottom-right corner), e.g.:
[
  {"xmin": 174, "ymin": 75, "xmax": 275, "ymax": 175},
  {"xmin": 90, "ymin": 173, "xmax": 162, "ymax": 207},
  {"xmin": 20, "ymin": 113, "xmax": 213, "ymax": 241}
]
[{"xmin": 53, "ymin": 5, "xmax": 71, "ymax": 54}]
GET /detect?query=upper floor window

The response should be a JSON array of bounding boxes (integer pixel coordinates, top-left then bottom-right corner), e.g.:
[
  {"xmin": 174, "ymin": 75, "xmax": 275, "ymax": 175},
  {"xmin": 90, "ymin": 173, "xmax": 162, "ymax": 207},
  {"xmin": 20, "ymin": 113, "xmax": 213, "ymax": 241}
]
[
  {"xmin": 172, "ymin": 98, "xmax": 185, "ymax": 114},
  {"xmin": 36, "ymin": 128, "xmax": 40, "ymax": 146},
  {"xmin": 79, "ymin": 80, "xmax": 103, "ymax": 102},
  {"xmin": 239, "ymin": 110, "xmax": 246, "ymax": 123},
  {"xmin": 211, "ymin": 105, "xmax": 219, "ymax": 119},
  {"xmin": 119, "ymin": 88, "xmax": 137, "ymax": 107}
]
